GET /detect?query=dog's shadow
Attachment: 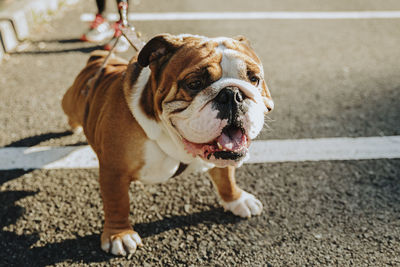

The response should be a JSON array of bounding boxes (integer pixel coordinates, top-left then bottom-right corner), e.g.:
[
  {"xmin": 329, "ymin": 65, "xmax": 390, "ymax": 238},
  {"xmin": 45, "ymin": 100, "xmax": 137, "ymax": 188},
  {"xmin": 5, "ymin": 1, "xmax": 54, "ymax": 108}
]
[
  {"xmin": 10, "ymin": 38, "xmax": 104, "ymax": 55},
  {"xmin": 3, "ymin": 207, "xmax": 240, "ymax": 266},
  {"xmin": 45, "ymin": 209, "xmax": 239, "ymax": 265},
  {"xmin": 4, "ymin": 131, "xmax": 80, "ymax": 147}
]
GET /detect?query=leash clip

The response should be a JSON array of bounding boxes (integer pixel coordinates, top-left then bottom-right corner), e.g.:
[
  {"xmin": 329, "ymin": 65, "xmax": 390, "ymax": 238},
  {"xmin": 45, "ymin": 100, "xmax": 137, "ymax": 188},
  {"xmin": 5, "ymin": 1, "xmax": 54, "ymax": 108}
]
[
  {"xmin": 120, "ymin": 25, "xmax": 146, "ymax": 52},
  {"xmin": 85, "ymin": 24, "xmax": 146, "ymax": 94}
]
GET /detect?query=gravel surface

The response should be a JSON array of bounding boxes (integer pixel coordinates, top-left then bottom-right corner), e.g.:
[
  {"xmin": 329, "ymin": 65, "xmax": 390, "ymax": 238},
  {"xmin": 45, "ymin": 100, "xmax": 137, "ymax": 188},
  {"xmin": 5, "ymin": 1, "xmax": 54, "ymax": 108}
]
[{"xmin": 1, "ymin": 160, "xmax": 399, "ymax": 266}]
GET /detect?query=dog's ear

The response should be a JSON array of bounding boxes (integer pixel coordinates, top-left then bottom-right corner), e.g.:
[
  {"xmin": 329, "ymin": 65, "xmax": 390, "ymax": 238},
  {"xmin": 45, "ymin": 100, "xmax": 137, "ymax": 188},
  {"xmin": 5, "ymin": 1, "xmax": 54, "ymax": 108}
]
[
  {"xmin": 234, "ymin": 35, "xmax": 251, "ymax": 46},
  {"xmin": 138, "ymin": 34, "xmax": 183, "ymax": 67}
]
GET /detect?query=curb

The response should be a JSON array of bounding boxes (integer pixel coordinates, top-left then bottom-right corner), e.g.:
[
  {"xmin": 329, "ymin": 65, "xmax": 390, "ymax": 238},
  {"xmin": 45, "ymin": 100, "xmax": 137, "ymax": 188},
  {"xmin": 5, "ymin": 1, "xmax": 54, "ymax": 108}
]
[
  {"xmin": 0, "ymin": 40, "xmax": 4, "ymax": 61},
  {"xmin": 0, "ymin": 0, "xmax": 80, "ymax": 63},
  {"xmin": 0, "ymin": 20, "xmax": 18, "ymax": 52}
]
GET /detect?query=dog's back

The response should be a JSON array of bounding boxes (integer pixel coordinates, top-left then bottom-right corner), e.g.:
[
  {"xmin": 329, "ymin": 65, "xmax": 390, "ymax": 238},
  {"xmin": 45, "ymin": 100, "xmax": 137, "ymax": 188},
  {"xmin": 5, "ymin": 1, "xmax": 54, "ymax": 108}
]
[{"xmin": 61, "ymin": 50, "xmax": 131, "ymax": 150}]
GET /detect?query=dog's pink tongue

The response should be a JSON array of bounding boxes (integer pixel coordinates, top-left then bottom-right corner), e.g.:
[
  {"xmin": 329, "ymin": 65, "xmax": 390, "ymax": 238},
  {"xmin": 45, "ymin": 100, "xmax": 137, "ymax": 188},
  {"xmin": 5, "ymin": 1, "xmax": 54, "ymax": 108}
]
[{"xmin": 217, "ymin": 128, "xmax": 246, "ymax": 151}]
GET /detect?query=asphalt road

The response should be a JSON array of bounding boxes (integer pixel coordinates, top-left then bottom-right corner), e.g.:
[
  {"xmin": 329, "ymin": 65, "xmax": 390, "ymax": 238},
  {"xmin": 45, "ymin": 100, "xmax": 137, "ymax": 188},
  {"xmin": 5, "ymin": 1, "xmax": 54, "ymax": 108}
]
[{"xmin": 0, "ymin": 0, "xmax": 399, "ymax": 266}]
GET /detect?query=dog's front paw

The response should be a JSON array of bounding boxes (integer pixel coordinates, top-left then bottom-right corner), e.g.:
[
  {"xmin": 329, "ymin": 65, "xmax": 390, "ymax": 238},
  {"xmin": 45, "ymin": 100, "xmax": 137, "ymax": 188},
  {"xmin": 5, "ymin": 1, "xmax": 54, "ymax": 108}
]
[
  {"xmin": 101, "ymin": 230, "xmax": 142, "ymax": 256},
  {"xmin": 221, "ymin": 190, "xmax": 263, "ymax": 218}
]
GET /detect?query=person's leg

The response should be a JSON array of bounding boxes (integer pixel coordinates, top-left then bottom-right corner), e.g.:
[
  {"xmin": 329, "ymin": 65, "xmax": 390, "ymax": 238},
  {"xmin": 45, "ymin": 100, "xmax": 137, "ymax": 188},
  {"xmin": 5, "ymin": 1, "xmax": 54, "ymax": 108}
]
[
  {"xmin": 96, "ymin": 0, "xmax": 106, "ymax": 15},
  {"xmin": 103, "ymin": 0, "xmax": 130, "ymax": 52},
  {"xmin": 90, "ymin": 0, "xmax": 107, "ymax": 29},
  {"xmin": 81, "ymin": 0, "xmax": 114, "ymax": 42},
  {"xmin": 116, "ymin": 0, "xmax": 129, "ymax": 27}
]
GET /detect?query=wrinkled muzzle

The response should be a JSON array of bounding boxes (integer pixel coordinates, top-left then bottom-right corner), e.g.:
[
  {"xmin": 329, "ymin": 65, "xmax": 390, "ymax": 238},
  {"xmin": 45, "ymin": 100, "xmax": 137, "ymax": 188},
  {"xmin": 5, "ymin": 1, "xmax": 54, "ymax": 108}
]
[{"xmin": 169, "ymin": 78, "xmax": 268, "ymax": 167}]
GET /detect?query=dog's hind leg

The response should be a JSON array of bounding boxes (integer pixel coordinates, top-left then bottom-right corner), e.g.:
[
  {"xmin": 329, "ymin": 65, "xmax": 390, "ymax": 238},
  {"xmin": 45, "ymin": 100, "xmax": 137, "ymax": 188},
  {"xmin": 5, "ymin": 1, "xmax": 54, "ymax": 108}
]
[
  {"xmin": 67, "ymin": 118, "xmax": 83, "ymax": 134},
  {"xmin": 61, "ymin": 85, "xmax": 84, "ymax": 134}
]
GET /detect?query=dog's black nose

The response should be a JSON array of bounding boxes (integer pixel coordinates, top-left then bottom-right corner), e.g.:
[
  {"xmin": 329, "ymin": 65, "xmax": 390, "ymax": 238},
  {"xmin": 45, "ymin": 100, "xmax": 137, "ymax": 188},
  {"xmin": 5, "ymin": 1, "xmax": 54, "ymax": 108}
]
[
  {"xmin": 216, "ymin": 87, "xmax": 244, "ymax": 105},
  {"xmin": 213, "ymin": 87, "xmax": 245, "ymax": 123}
]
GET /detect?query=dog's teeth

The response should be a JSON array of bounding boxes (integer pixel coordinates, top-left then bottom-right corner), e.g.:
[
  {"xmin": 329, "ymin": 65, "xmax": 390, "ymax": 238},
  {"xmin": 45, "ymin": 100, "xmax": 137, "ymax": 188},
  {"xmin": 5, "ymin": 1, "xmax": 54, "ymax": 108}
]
[{"xmin": 217, "ymin": 142, "xmax": 223, "ymax": 150}]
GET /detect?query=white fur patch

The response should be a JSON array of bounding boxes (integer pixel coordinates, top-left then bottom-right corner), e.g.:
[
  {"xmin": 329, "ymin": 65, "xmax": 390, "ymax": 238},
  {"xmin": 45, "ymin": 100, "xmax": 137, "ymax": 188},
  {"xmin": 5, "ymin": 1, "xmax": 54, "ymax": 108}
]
[
  {"xmin": 172, "ymin": 104, "xmax": 228, "ymax": 143},
  {"xmin": 219, "ymin": 48, "xmax": 245, "ymax": 79},
  {"xmin": 209, "ymin": 77, "xmax": 261, "ymax": 104},
  {"xmin": 138, "ymin": 140, "xmax": 180, "ymax": 184},
  {"xmin": 177, "ymin": 33, "xmax": 207, "ymax": 40},
  {"xmin": 101, "ymin": 232, "xmax": 142, "ymax": 256},
  {"xmin": 243, "ymin": 100, "xmax": 267, "ymax": 140},
  {"xmin": 220, "ymin": 190, "xmax": 263, "ymax": 218},
  {"xmin": 185, "ymin": 157, "xmax": 215, "ymax": 174},
  {"xmin": 153, "ymin": 128, "xmax": 198, "ymax": 164},
  {"xmin": 130, "ymin": 67, "xmax": 162, "ymax": 140},
  {"xmin": 138, "ymin": 139, "xmax": 214, "ymax": 184}
]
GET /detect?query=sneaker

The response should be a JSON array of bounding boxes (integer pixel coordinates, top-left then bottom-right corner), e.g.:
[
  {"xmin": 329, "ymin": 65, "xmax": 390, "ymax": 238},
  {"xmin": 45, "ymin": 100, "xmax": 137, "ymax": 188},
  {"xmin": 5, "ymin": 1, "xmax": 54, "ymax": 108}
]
[
  {"xmin": 89, "ymin": 13, "xmax": 106, "ymax": 29},
  {"xmin": 103, "ymin": 36, "xmax": 130, "ymax": 53},
  {"xmin": 81, "ymin": 14, "xmax": 115, "ymax": 43},
  {"xmin": 103, "ymin": 21, "xmax": 130, "ymax": 53}
]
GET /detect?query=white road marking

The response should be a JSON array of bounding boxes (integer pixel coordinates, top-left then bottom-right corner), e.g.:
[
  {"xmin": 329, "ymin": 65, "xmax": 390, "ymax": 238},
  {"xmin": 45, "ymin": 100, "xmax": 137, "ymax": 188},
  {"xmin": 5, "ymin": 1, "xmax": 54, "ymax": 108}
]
[
  {"xmin": 248, "ymin": 136, "xmax": 400, "ymax": 164},
  {"xmin": 0, "ymin": 146, "xmax": 98, "ymax": 170},
  {"xmin": 80, "ymin": 11, "xmax": 400, "ymax": 22},
  {"xmin": 0, "ymin": 136, "xmax": 399, "ymax": 170}
]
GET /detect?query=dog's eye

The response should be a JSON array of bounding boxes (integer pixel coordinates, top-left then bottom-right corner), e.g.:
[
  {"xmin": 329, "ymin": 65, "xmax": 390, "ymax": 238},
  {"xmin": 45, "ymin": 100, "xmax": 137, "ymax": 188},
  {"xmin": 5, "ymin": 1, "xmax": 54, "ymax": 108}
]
[
  {"xmin": 247, "ymin": 71, "xmax": 260, "ymax": 86},
  {"xmin": 186, "ymin": 80, "xmax": 203, "ymax": 91},
  {"xmin": 249, "ymin": 75, "xmax": 260, "ymax": 86}
]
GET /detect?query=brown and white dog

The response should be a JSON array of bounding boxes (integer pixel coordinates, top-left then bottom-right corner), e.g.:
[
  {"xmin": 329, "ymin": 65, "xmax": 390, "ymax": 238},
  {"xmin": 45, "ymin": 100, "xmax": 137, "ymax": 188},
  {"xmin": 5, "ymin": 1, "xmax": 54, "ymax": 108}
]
[{"xmin": 62, "ymin": 34, "xmax": 274, "ymax": 256}]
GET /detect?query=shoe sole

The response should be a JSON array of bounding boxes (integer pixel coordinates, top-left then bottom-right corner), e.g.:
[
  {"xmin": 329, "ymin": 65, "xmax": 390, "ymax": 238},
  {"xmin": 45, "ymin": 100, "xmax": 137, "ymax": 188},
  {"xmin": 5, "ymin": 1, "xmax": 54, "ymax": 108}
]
[{"xmin": 81, "ymin": 30, "xmax": 115, "ymax": 43}]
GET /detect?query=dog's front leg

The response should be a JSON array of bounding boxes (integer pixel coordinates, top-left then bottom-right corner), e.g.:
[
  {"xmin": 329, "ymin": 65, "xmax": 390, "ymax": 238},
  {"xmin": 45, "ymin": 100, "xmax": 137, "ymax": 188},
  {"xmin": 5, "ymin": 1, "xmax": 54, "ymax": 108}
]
[
  {"xmin": 99, "ymin": 166, "xmax": 142, "ymax": 256},
  {"xmin": 208, "ymin": 166, "xmax": 263, "ymax": 218}
]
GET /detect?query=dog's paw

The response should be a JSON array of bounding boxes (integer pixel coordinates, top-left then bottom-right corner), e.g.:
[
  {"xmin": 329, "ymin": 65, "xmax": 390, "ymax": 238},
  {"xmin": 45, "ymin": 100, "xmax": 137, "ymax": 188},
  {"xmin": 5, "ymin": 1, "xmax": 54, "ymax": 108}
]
[
  {"xmin": 101, "ymin": 230, "xmax": 142, "ymax": 256},
  {"xmin": 221, "ymin": 190, "xmax": 263, "ymax": 218}
]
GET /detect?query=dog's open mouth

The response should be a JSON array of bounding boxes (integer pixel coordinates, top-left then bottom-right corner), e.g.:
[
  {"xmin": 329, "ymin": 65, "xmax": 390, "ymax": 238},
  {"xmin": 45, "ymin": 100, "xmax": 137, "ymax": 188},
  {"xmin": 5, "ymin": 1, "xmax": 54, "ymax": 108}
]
[{"xmin": 183, "ymin": 125, "xmax": 249, "ymax": 161}]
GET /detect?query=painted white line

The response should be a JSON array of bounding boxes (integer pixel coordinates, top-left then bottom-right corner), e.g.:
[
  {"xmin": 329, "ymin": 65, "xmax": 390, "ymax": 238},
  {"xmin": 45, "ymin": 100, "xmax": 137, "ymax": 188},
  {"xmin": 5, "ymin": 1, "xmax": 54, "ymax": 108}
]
[
  {"xmin": 0, "ymin": 136, "xmax": 399, "ymax": 170},
  {"xmin": 0, "ymin": 146, "xmax": 98, "ymax": 170},
  {"xmin": 247, "ymin": 136, "xmax": 400, "ymax": 164},
  {"xmin": 80, "ymin": 11, "xmax": 400, "ymax": 22}
]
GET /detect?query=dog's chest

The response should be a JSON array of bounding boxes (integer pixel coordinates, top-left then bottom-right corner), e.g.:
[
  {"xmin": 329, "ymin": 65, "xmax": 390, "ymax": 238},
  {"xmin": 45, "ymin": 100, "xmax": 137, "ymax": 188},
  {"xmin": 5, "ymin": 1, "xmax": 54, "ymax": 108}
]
[
  {"xmin": 138, "ymin": 140, "xmax": 180, "ymax": 184},
  {"xmin": 138, "ymin": 140, "xmax": 214, "ymax": 184}
]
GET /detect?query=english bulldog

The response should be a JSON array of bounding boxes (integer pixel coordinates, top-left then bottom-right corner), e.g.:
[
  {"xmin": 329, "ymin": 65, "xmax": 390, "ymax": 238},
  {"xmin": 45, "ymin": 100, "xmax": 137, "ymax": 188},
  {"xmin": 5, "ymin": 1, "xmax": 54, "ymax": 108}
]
[{"xmin": 62, "ymin": 34, "xmax": 274, "ymax": 256}]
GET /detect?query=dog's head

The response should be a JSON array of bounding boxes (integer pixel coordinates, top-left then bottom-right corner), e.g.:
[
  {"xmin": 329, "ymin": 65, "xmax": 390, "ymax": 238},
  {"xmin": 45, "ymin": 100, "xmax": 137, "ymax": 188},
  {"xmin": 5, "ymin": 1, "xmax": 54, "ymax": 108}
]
[{"xmin": 126, "ymin": 34, "xmax": 273, "ymax": 167}]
